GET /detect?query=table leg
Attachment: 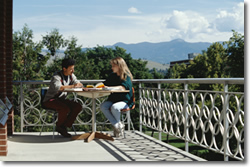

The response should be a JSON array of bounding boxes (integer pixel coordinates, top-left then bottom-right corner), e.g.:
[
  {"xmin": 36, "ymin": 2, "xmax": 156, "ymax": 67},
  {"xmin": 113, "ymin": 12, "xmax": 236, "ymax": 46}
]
[
  {"xmin": 92, "ymin": 98, "xmax": 96, "ymax": 132},
  {"xmin": 71, "ymin": 97, "xmax": 114, "ymax": 142},
  {"xmin": 72, "ymin": 132, "xmax": 114, "ymax": 142},
  {"xmin": 94, "ymin": 132, "xmax": 114, "ymax": 141},
  {"xmin": 86, "ymin": 132, "xmax": 95, "ymax": 142},
  {"xmin": 71, "ymin": 132, "xmax": 91, "ymax": 140}
]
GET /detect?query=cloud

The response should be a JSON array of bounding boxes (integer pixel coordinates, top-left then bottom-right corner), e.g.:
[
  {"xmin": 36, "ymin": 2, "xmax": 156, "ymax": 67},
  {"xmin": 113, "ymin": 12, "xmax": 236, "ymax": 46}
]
[
  {"xmin": 162, "ymin": 2, "xmax": 244, "ymax": 41},
  {"xmin": 214, "ymin": 2, "xmax": 244, "ymax": 32},
  {"xmin": 164, "ymin": 10, "xmax": 211, "ymax": 39},
  {"xmin": 128, "ymin": 7, "xmax": 142, "ymax": 14}
]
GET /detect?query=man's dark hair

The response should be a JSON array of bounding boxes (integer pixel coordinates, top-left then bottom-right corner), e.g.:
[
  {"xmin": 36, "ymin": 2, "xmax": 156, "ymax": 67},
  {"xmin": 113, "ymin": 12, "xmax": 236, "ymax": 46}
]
[{"xmin": 62, "ymin": 58, "xmax": 75, "ymax": 69}]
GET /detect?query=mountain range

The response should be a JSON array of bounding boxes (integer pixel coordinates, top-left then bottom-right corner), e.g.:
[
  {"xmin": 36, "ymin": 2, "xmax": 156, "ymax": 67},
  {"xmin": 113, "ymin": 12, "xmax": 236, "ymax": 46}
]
[
  {"xmin": 108, "ymin": 39, "xmax": 212, "ymax": 64},
  {"xmin": 46, "ymin": 39, "xmax": 213, "ymax": 69}
]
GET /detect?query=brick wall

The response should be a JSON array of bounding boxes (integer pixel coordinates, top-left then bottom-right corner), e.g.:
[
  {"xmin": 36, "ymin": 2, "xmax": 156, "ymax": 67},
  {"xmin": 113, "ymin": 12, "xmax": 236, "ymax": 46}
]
[
  {"xmin": 0, "ymin": 0, "xmax": 13, "ymax": 156},
  {"xmin": 0, "ymin": 124, "xmax": 7, "ymax": 156},
  {"xmin": 6, "ymin": 0, "xmax": 14, "ymax": 137}
]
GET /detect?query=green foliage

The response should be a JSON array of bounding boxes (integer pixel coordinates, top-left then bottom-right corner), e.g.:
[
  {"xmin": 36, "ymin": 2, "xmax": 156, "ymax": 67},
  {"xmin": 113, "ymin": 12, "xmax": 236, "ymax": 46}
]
[
  {"xmin": 83, "ymin": 46, "xmax": 116, "ymax": 79},
  {"xmin": 12, "ymin": 24, "xmax": 49, "ymax": 118},
  {"xmin": 224, "ymin": 30, "xmax": 244, "ymax": 77},
  {"xmin": 45, "ymin": 58, "xmax": 62, "ymax": 80},
  {"xmin": 167, "ymin": 30, "xmax": 244, "ymax": 81},
  {"xmin": 64, "ymin": 36, "xmax": 82, "ymax": 60},
  {"xmin": 42, "ymin": 28, "xmax": 67, "ymax": 57},
  {"xmin": 13, "ymin": 24, "xmax": 48, "ymax": 81},
  {"xmin": 14, "ymin": 115, "xmax": 21, "ymax": 132},
  {"xmin": 166, "ymin": 30, "xmax": 244, "ymax": 92},
  {"xmin": 74, "ymin": 45, "xmax": 153, "ymax": 80},
  {"xmin": 151, "ymin": 68, "xmax": 164, "ymax": 79}
]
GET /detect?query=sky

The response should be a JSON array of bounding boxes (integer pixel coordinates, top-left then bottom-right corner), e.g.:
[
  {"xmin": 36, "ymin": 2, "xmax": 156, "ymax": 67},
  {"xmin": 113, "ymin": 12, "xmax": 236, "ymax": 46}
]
[{"xmin": 13, "ymin": 0, "xmax": 244, "ymax": 48}]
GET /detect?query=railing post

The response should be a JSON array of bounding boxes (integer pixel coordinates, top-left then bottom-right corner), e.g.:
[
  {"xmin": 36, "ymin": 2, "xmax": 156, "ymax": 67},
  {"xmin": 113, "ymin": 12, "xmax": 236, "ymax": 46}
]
[
  {"xmin": 223, "ymin": 82, "xmax": 229, "ymax": 161},
  {"xmin": 20, "ymin": 82, "xmax": 24, "ymax": 133},
  {"xmin": 139, "ymin": 83, "xmax": 142, "ymax": 133},
  {"xmin": 157, "ymin": 83, "xmax": 162, "ymax": 141},
  {"xmin": 184, "ymin": 82, "xmax": 189, "ymax": 152}
]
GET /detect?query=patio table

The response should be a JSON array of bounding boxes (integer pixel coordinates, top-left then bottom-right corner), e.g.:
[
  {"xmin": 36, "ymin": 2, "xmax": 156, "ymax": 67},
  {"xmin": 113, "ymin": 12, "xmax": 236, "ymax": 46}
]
[{"xmin": 62, "ymin": 88, "xmax": 129, "ymax": 142}]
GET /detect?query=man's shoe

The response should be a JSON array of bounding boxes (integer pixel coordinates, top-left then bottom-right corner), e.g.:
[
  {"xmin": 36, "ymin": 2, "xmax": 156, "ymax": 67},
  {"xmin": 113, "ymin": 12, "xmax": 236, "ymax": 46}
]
[{"xmin": 56, "ymin": 126, "xmax": 71, "ymax": 137}]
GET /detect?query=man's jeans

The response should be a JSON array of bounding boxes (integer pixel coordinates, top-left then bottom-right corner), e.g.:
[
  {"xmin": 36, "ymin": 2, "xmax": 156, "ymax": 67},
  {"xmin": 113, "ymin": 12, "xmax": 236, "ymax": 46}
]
[{"xmin": 100, "ymin": 101, "xmax": 128, "ymax": 126}]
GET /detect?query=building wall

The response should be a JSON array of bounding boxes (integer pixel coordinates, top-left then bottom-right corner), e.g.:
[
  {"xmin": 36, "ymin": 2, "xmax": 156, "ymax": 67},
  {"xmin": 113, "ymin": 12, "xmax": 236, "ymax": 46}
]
[
  {"xmin": 0, "ymin": 0, "xmax": 13, "ymax": 156},
  {"xmin": 169, "ymin": 53, "xmax": 199, "ymax": 68}
]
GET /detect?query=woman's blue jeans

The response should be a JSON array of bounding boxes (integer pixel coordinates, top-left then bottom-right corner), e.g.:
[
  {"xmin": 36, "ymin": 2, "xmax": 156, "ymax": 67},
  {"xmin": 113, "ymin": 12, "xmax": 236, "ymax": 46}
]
[{"xmin": 100, "ymin": 101, "xmax": 128, "ymax": 126}]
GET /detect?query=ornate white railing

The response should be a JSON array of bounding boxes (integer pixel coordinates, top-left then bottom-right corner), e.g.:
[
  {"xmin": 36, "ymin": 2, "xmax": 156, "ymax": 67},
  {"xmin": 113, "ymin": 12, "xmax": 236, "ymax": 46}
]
[
  {"xmin": 13, "ymin": 78, "xmax": 244, "ymax": 161},
  {"xmin": 14, "ymin": 80, "xmax": 111, "ymax": 132},
  {"xmin": 136, "ymin": 78, "xmax": 244, "ymax": 161}
]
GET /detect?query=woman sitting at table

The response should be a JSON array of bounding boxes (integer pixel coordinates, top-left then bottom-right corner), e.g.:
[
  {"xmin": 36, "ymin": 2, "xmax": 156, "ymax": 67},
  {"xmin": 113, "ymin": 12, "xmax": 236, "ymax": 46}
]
[{"xmin": 100, "ymin": 57, "xmax": 134, "ymax": 137}]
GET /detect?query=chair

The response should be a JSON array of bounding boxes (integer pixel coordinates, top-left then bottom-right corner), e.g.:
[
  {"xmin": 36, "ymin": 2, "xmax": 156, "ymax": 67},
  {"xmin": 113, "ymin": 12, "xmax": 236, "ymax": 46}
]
[
  {"xmin": 39, "ymin": 87, "xmax": 76, "ymax": 139},
  {"xmin": 0, "ymin": 99, "xmax": 10, "ymax": 126},
  {"xmin": 120, "ymin": 87, "xmax": 135, "ymax": 138},
  {"xmin": 39, "ymin": 87, "xmax": 58, "ymax": 139}
]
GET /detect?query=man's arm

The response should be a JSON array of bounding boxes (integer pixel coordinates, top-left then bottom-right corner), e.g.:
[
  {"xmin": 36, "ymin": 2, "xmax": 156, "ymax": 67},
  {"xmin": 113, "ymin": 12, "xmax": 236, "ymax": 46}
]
[
  {"xmin": 69, "ymin": 74, "xmax": 83, "ymax": 89},
  {"xmin": 59, "ymin": 83, "xmax": 83, "ymax": 91},
  {"xmin": 53, "ymin": 74, "xmax": 83, "ymax": 91}
]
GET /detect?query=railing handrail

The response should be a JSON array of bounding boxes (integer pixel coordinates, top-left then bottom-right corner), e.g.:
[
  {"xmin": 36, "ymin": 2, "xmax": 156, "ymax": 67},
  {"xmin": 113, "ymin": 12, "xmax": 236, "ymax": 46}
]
[{"xmin": 13, "ymin": 78, "xmax": 244, "ymax": 85}]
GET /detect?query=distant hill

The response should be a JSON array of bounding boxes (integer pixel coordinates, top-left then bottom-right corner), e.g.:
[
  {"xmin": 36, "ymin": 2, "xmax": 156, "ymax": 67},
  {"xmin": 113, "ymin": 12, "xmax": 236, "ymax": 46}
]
[
  {"xmin": 144, "ymin": 60, "xmax": 169, "ymax": 70},
  {"xmin": 110, "ymin": 39, "xmax": 212, "ymax": 64},
  {"xmin": 44, "ymin": 39, "xmax": 213, "ymax": 68}
]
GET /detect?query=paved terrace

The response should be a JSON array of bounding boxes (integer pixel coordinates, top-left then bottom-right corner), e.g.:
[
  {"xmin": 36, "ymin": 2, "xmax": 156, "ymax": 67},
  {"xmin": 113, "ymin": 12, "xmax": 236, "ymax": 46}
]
[{"xmin": 0, "ymin": 131, "xmax": 205, "ymax": 161}]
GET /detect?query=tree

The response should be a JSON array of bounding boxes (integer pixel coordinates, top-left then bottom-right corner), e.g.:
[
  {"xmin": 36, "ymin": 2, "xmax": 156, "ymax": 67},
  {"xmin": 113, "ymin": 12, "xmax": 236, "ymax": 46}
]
[
  {"xmin": 165, "ymin": 63, "xmax": 187, "ymax": 89},
  {"xmin": 45, "ymin": 35, "xmax": 84, "ymax": 80},
  {"xmin": 64, "ymin": 36, "xmax": 82, "ymax": 60},
  {"xmin": 187, "ymin": 42, "xmax": 227, "ymax": 79},
  {"xmin": 13, "ymin": 24, "xmax": 47, "ymax": 81},
  {"xmin": 44, "ymin": 58, "xmax": 63, "ymax": 80},
  {"xmin": 12, "ymin": 24, "xmax": 48, "ymax": 132},
  {"xmin": 42, "ymin": 28, "xmax": 66, "ymax": 58},
  {"xmin": 83, "ymin": 46, "xmax": 153, "ymax": 80},
  {"xmin": 224, "ymin": 30, "xmax": 244, "ymax": 77},
  {"xmin": 166, "ymin": 63, "xmax": 187, "ymax": 79},
  {"xmin": 165, "ymin": 42, "xmax": 227, "ymax": 90},
  {"xmin": 84, "ymin": 46, "xmax": 115, "ymax": 79},
  {"xmin": 187, "ymin": 53, "xmax": 209, "ymax": 78},
  {"xmin": 205, "ymin": 42, "xmax": 227, "ymax": 78}
]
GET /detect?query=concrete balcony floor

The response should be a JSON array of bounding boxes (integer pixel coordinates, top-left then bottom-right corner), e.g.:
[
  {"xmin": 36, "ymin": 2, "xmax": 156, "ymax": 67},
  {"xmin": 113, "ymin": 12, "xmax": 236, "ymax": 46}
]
[{"xmin": 0, "ymin": 131, "xmax": 205, "ymax": 162}]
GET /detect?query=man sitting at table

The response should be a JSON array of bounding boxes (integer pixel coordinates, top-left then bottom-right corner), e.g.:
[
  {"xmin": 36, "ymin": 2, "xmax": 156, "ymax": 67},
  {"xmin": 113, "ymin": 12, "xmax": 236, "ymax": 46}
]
[{"xmin": 42, "ymin": 58, "xmax": 83, "ymax": 137}]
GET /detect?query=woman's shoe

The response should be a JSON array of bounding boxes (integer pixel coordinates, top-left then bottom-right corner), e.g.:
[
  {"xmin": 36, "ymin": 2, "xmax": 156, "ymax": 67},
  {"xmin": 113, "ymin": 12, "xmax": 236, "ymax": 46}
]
[
  {"xmin": 113, "ymin": 126, "xmax": 120, "ymax": 137},
  {"xmin": 118, "ymin": 122, "xmax": 125, "ymax": 137}
]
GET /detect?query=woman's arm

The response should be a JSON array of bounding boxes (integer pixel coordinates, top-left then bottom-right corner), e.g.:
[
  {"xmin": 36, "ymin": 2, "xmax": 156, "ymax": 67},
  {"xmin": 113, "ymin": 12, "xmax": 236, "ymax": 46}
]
[{"xmin": 105, "ymin": 85, "xmax": 125, "ymax": 90}]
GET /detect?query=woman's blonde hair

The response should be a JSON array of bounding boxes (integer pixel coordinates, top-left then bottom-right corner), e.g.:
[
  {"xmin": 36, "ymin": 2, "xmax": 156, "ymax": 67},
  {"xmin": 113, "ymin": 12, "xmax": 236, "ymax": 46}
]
[{"xmin": 110, "ymin": 57, "xmax": 133, "ymax": 81}]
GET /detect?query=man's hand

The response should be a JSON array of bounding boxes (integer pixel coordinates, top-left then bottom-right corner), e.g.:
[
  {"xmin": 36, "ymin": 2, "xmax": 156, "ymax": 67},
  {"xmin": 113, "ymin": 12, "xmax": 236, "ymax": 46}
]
[{"xmin": 74, "ymin": 83, "xmax": 83, "ymax": 88}]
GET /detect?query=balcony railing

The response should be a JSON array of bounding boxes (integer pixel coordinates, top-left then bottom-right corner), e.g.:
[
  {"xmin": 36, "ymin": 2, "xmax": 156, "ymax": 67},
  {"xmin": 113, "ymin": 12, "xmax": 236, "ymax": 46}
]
[{"xmin": 13, "ymin": 78, "xmax": 244, "ymax": 161}]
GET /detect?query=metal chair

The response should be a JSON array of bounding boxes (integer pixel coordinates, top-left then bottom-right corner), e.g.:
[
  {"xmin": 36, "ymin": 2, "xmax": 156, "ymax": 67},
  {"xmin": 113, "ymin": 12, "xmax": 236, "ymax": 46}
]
[
  {"xmin": 101, "ymin": 87, "xmax": 135, "ymax": 138},
  {"xmin": 120, "ymin": 87, "xmax": 135, "ymax": 138},
  {"xmin": 0, "ymin": 99, "xmax": 11, "ymax": 126},
  {"xmin": 39, "ymin": 87, "xmax": 76, "ymax": 139},
  {"xmin": 39, "ymin": 87, "xmax": 58, "ymax": 139}
]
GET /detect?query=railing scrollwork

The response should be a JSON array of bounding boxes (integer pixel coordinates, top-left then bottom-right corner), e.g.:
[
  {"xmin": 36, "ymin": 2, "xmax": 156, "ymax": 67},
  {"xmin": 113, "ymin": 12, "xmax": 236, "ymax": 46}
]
[{"xmin": 139, "ymin": 79, "xmax": 244, "ymax": 161}]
